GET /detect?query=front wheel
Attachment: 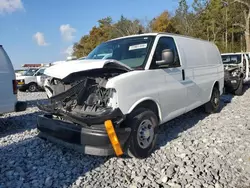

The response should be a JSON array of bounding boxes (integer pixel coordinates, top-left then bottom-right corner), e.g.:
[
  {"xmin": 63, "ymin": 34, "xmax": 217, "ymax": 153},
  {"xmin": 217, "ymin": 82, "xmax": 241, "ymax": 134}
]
[
  {"xmin": 125, "ymin": 108, "xmax": 158, "ymax": 159},
  {"xmin": 234, "ymin": 78, "xmax": 243, "ymax": 96},
  {"xmin": 28, "ymin": 83, "xmax": 37, "ymax": 92},
  {"xmin": 204, "ymin": 86, "xmax": 220, "ymax": 114}
]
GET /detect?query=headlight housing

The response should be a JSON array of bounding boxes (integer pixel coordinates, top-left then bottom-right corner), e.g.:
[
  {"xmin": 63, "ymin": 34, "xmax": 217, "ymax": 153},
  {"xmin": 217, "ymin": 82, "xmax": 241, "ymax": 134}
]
[
  {"xmin": 231, "ymin": 69, "xmax": 240, "ymax": 77},
  {"xmin": 106, "ymin": 88, "xmax": 118, "ymax": 109}
]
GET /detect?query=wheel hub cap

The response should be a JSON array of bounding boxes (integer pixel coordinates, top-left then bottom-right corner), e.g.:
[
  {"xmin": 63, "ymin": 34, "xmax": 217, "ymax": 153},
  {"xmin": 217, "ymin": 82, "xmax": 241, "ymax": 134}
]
[
  {"xmin": 214, "ymin": 98, "xmax": 219, "ymax": 105},
  {"xmin": 137, "ymin": 119, "xmax": 154, "ymax": 149}
]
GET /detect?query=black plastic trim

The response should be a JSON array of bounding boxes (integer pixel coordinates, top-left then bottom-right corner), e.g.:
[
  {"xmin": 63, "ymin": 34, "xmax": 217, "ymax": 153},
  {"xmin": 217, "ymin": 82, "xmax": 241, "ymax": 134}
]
[
  {"xmin": 15, "ymin": 101, "xmax": 27, "ymax": 112},
  {"xmin": 37, "ymin": 114, "xmax": 131, "ymax": 156}
]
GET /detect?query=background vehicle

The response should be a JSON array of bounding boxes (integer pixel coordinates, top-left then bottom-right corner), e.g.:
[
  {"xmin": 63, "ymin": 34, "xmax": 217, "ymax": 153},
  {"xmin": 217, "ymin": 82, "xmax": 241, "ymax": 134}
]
[
  {"xmin": 0, "ymin": 45, "xmax": 27, "ymax": 114},
  {"xmin": 221, "ymin": 52, "xmax": 249, "ymax": 95},
  {"xmin": 16, "ymin": 67, "xmax": 48, "ymax": 92},
  {"xmin": 37, "ymin": 33, "xmax": 224, "ymax": 159},
  {"xmin": 15, "ymin": 69, "xmax": 26, "ymax": 77}
]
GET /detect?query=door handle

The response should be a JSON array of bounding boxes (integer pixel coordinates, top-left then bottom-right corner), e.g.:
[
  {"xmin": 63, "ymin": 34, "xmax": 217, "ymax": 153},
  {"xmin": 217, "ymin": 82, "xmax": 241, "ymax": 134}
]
[{"xmin": 182, "ymin": 69, "xmax": 185, "ymax": 80}]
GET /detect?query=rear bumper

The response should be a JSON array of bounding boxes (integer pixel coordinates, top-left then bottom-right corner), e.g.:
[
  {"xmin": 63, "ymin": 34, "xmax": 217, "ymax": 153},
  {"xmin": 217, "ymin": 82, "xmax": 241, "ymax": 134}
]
[
  {"xmin": 15, "ymin": 101, "xmax": 27, "ymax": 112},
  {"xmin": 36, "ymin": 114, "xmax": 131, "ymax": 156}
]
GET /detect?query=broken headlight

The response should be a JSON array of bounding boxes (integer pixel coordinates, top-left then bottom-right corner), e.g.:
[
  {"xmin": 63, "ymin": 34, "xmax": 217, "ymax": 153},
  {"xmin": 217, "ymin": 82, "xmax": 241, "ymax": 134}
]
[
  {"xmin": 106, "ymin": 89, "xmax": 118, "ymax": 109},
  {"xmin": 231, "ymin": 69, "xmax": 240, "ymax": 77}
]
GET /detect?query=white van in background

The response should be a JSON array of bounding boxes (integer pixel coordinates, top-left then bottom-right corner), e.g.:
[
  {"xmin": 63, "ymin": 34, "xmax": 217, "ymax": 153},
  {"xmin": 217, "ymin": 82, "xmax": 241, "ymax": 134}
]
[
  {"xmin": 37, "ymin": 33, "xmax": 224, "ymax": 158},
  {"xmin": 0, "ymin": 45, "xmax": 27, "ymax": 114},
  {"xmin": 16, "ymin": 67, "xmax": 49, "ymax": 92},
  {"xmin": 221, "ymin": 52, "xmax": 249, "ymax": 95}
]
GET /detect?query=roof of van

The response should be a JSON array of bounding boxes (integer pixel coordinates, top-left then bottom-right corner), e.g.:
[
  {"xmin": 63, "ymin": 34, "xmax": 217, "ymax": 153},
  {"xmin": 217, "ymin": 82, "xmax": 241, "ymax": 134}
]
[{"xmin": 108, "ymin": 32, "xmax": 211, "ymax": 43}]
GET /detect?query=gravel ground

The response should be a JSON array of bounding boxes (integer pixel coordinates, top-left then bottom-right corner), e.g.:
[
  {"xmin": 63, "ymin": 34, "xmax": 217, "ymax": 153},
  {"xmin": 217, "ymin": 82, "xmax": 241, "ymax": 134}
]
[{"xmin": 0, "ymin": 89, "xmax": 250, "ymax": 188}]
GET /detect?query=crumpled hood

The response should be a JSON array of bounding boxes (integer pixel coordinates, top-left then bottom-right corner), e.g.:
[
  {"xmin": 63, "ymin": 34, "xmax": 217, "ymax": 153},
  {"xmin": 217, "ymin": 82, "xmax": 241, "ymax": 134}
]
[
  {"xmin": 44, "ymin": 59, "xmax": 133, "ymax": 79},
  {"xmin": 224, "ymin": 64, "xmax": 240, "ymax": 72}
]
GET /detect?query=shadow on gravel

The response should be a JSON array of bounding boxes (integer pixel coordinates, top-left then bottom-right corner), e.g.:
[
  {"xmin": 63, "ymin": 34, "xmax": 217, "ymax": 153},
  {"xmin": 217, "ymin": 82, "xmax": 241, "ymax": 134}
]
[
  {"xmin": 218, "ymin": 83, "xmax": 250, "ymax": 109},
  {"xmin": 0, "ymin": 136, "xmax": 107, "ymax": 188},
  {"xmin": 25, "ymin": 99, "xmax": 48, "ymax": 108},
  {"xmin": 0, "ymin": 97, "xmax": 49, "ymax": 137},
  {"xmin": 155, "ymin": 108, "xmax": 208, "ymax": 149},
  {"xmin": 153, "ymin": 84, "xmax": 250, "ymax": 151},
  {"xmin": 0, "ymin": 111, "xmax": 43, "ymax": 138}
]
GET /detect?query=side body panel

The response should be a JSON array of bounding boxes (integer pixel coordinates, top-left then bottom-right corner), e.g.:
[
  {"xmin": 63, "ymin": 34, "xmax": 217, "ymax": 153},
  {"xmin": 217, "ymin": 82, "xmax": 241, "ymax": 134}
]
[
  {"xmin": 173, "ymin": 36, "xmax": 224, "ymax": 112},
  {"xmin": 106, "ymin": 69, "xmax": 187, "ymax": 124},
  {"xmin": 0, "ymin": 46, "xmax": 17, "ymax": 114}
]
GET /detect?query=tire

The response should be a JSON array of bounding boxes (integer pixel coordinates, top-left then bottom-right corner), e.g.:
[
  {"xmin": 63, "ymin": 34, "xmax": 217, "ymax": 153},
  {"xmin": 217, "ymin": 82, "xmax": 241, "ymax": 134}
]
[
  {"xmin": 28, "ymin": 83, "xmax": 37, "ymax": 92},
  {"xmin": 234, "ymin": 78, "xmax": 243, "ymax": 96},
  {"xmin": 204, "ymin": 86, "xmax": 220, "ymax": 114},
  {"xmin": 125, "ymin": 108, "xmax": 158, "ymax": 159}
]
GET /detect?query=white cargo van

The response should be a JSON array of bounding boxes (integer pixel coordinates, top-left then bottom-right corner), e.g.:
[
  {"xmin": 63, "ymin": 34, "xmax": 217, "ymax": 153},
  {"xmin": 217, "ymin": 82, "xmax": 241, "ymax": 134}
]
[
  {"xmin": 37, "ymin": 33, "xmax": 224, "ymax": 158},
  {"xmin": 16, "ymin": 67, "xmax": 48, "ymax": 92},
  {"xmin": 0, "ymin": 45, "xmax": 27, "ymax": 114},
  {"xmin": 221, "ymin": 52, "xmax": 250, "ymax": 95}
]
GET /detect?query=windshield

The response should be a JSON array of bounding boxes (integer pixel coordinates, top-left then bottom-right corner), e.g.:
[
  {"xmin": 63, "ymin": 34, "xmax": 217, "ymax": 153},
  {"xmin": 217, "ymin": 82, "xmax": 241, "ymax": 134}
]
[
  {"xmin": 221, "ymin": 54, "xmax": 242, "ymax": 64},
  {"xmin": 85, "ymin": 36, "xmax": 155, "ymax": 69},
  {"xmin": 22, "ymin": 69, "xmax": 38, "ymax": 76}
]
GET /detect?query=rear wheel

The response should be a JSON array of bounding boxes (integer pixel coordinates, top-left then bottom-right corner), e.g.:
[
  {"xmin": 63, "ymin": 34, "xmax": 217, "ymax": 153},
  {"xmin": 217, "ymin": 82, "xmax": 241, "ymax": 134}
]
[
  {"xmin": 28, "ymin": 83, "xmax": 37, "ymax": 92},
  {"xmin": 204, "ymin": 86, "xmax": 220, "ymax": 114},
  {"xmin": 234, "ymin": 78, "xmax": 243, "ymax": 96},
  {"xmin": 125, "ymin": 108, "xmax": 158, "ymax": 159}
]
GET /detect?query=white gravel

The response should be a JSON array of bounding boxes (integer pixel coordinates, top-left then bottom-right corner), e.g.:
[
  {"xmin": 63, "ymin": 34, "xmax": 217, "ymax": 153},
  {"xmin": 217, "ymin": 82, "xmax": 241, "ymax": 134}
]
[{"xmin": 0, "ymin": 89, "xmax": 250, "ymax": 188}]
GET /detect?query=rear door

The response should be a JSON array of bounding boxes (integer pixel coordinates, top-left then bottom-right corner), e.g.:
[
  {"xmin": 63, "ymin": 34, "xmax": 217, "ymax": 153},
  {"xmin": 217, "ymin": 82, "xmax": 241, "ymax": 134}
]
[{"xmin": 0, "ymin": 45, "xmax": 17, "ymax": 114}]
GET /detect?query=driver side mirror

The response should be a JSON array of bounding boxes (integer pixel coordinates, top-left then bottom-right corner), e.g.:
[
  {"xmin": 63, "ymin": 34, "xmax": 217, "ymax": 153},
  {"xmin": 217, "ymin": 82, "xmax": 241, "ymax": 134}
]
[{"xmin": 156, "ymin": 49, "xmax": 174, "ymax": 66}]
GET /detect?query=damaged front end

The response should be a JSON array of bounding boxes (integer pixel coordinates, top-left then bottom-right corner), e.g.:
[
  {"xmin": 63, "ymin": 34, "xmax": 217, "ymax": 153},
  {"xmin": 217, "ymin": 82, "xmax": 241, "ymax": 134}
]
[
  {"xmin": 36, "ymin": 63, "xmax": 132, "ymax": 156},
  {"xmin": 39, "ymin": 76, "xmax": 124, "ymax": 126},
  {"xmin": 224, "ymin": 65, "xmax": 243, "ymax": 92}
]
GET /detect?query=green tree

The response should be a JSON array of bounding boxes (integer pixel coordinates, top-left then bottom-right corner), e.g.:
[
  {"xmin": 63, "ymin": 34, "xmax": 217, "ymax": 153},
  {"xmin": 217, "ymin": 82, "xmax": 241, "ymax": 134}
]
[
  {"xmin": 72, "ymin": 16, "xmax": 145, "ymax": 58},
  {"xmin": 173, "ymin": 0, "xmax": 198, "ymax": 35},
  {"xmin": 113, "ymin": 15, "xmax": 144, "ymax": 36},
  {"xmin": 150, "ymin": 11, "xmax": 176, "ymax": 33}
]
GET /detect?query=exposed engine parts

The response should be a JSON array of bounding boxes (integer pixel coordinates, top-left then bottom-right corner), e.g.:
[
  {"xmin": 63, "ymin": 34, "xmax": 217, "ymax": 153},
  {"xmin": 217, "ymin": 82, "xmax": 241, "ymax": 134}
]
[{"xmin": 37, "ymin": 76, "xmax": 122, "ymax": 126}]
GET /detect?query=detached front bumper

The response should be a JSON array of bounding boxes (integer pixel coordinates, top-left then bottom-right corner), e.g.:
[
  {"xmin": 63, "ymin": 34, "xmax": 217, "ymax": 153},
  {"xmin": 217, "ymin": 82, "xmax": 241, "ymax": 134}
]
[
  {"xmin": 37, "ymin": 114, "xmax": 131, "ymax": 156},
  {"xmin": 15, "ymin": 101, "xmax": 27, "ymax": 112},
  {"xmin": 224, "ymin": 78, "xmax": 241, "ymax": 91},
  {"xmin": 224, "ymin": 70, "xmax": 241, "ymax": 92}
]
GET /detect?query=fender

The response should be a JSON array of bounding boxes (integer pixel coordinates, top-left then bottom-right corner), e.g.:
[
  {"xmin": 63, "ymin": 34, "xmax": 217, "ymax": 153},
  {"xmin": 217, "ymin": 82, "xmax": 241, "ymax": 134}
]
[
  {"xmin": 208, "ymin": 81, "xmax": 220, "ymax": 101},
  {"xmin": 127, "ymin": 97, "xmax": 162, "ymax": 122}
]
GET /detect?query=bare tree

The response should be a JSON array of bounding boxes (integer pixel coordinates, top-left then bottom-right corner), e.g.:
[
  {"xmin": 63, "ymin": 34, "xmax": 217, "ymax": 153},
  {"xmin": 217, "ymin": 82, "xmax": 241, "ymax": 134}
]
[{"xmin": 234, "ymin": 0, "xmax": 250, "ymax": 51}]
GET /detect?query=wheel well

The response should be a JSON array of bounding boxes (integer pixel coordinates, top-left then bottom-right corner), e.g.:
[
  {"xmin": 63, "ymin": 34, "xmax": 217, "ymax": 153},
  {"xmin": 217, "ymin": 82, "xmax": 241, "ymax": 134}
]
[
  {"xmin": 29, "ymin": 82, "xmax": 37, "ymax": 86},
  {"xmin": 214, "ymin": 81, "xmax": 219, "ymax": 90},
  {"xmin": 132, "ymin": 100, "xmax": 160, "ymax": 121}
]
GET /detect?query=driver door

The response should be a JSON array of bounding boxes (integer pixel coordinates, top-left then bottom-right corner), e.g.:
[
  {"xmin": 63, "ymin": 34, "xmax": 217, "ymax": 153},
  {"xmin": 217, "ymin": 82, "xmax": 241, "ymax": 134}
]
[{"xmin": 149, "ymin": 36, "xmax": 188, "ymax": 122}]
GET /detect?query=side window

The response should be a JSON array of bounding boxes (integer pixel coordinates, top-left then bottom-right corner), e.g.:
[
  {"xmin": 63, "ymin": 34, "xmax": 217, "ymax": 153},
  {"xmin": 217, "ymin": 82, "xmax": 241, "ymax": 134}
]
[
  {"xmin": 35, "ymin": 69, "xmax": 45, "ymax": 76},
  {"xmin": 150, "ymin": 37, "xmax": 180, "ymax": 69}
]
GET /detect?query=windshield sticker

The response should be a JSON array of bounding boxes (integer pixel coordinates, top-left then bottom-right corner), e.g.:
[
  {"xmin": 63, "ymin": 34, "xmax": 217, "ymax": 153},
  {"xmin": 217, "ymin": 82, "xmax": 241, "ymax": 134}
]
[{"xmin": 129, "ymin": 43, "xmax": 147, "ymax": 51}]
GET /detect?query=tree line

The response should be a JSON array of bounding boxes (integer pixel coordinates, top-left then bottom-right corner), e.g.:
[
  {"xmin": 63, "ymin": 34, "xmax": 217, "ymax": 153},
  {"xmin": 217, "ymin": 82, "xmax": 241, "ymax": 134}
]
[{"xmin": 73, "ymin": 0, "xmax": 250, "ymax": 58}]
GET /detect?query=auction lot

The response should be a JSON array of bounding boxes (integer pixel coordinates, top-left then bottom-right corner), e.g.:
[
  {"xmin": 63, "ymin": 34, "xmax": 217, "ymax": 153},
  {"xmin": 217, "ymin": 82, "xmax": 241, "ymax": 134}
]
[{"xmin": 1, "ymin": 89, "xmax": 250, "ymax": 188}]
